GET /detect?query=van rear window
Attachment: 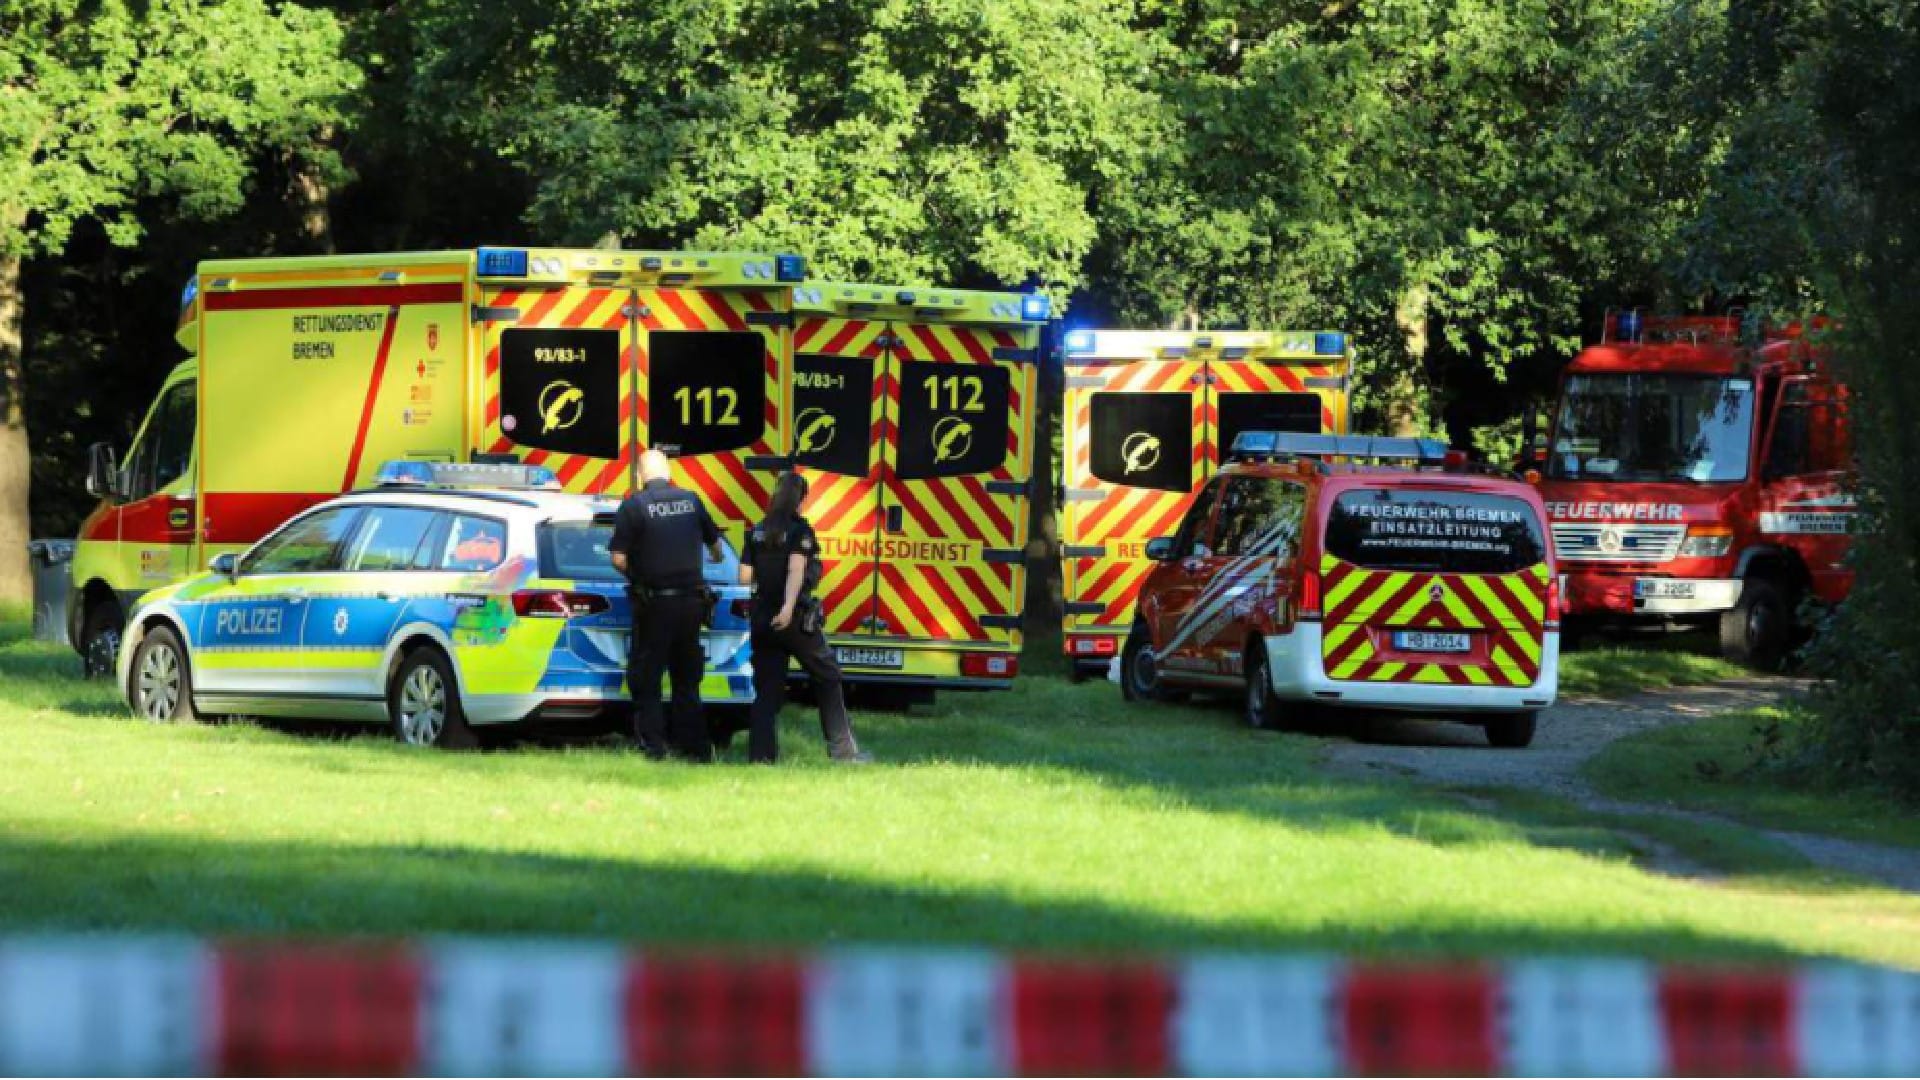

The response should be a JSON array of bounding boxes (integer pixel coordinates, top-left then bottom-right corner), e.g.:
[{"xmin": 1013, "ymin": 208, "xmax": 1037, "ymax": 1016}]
[{"xmin": 1324, "ymin": 489, "xmax": 1546, "ymax": 574}]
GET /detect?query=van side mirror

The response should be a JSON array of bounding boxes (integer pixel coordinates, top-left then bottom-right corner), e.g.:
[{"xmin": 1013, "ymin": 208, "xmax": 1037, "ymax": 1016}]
[
  {"xmin": 86, "ymin": 442, "xmax": 122, "ymax": 500},
  {"xmin": 209, "ymin": 552, "xmax": 239, "ymax": 578},
  {"xmin": 1145, "ymin": 537, "xmax": 1176, "ymax": 562}
]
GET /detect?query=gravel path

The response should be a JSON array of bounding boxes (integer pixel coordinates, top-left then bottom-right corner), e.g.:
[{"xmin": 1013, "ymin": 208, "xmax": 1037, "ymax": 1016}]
[{"xmin": 1324, "ymin": 678, "xmax": 1920, "ymax": 892}]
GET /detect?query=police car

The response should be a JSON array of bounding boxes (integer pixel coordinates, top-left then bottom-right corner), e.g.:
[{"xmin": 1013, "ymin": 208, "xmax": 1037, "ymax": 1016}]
[
  {"xmin": 116, "ymin": 462, "xmax": 754, "ymax": 747},
  {"xmin": 1124, "ymin": 433, "xmax": 1559, "ymax": 747}
]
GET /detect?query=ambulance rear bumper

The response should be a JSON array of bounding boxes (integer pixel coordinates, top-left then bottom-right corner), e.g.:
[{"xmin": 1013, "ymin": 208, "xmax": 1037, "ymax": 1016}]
[{"xmin": 1265, "ymin": 623, "xmax": 1558, "ymax": 714}]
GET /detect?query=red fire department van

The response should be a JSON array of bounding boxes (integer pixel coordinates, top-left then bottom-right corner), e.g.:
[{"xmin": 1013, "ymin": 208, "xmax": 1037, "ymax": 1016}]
[
  {"xmin": 1538, "ymin": 314, "xmax": 1851, "ymax": 669},
  {"xmin": 1123, "ymin": 433, "xmax": 1559, "ymax": 747}
]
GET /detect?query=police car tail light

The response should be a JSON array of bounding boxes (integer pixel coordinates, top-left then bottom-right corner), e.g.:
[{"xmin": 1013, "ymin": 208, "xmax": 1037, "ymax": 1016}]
[
  {"xmin": 1296, "ymin": 568, "xmax": 1323, "ymax": 621},
  {"xmin": 1677, "ymin": 524, "xmax": 1734, "ymax": 558},
  {"xmin": 960, "ymin": 652, "xmax": 1019, "ymax": 679},
  {"xmin": 729, "ymin": 599, "xmax": 753, "ymax": 620},
  {"xmin": 512, "ymin": 590, "xmax": 610, "ymax": 618}
]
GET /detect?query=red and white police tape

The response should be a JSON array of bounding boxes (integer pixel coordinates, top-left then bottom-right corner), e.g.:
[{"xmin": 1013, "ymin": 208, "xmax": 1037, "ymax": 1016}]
[{"xmin": 1, "ymin": 938, "xmax": 1916, "ymax": 1075}]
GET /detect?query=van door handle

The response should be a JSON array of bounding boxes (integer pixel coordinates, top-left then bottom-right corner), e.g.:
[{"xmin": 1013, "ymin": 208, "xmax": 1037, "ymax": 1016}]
[{"xmin": 886, "ymin": 505, "xmax": 904, "ymax": 533}]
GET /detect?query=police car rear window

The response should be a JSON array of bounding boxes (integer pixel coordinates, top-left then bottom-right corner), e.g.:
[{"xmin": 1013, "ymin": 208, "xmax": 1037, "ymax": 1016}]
[
  {"xmin": 1323, "ymin": 488, "xmax": 1546, "ymax": 574},
  {"xmin": 539, "ymin": 522, "xmax": 739, "ymax": 584}
]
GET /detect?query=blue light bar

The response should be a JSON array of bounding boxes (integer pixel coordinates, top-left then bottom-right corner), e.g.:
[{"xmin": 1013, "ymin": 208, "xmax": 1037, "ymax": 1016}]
[
  {"xmin": 1229, "ymin": 431, "xmax": 1447, "ymax": 464},
  {"xmin": 179, "ymin": 277, "xmax": 199, "ymax": 312},
  {"xmin": 1063, "ymin": 330, "xmax": 1096, "ymax": 354},
  {"xmin": 477, "ymin": 247, "xmax": 529, "ymax": 278},
  {"xmin": 1314, "ymin": 332, "xmax": 1347, "ymax": 356},
  {"xmin": 376, "ymin": 460, "xmax": 560, "ymax": 491},
  {"xmin": 1618, "ymin": 310, "xmax": 1644, "ymax": 341},
  {"xmin": 775, "ymin": 254, "xmax": 806, "ymax": 282},
  {"xmin": 1021, "ymin": 294, "xmax": 1052, "ymax": 322}
]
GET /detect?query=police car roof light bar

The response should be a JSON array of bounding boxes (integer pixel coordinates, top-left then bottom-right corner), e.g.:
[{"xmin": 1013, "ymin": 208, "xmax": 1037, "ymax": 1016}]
[
  {"xmin": 1229, "ymin": 431, "xmax": 1449, "ymax": 466},
  {"xmin": 375, "ymin": 460, "xmax": 561, "ymax": 491}
]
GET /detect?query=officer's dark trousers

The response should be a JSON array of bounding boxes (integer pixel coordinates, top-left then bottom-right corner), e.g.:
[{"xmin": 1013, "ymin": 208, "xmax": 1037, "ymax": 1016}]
[
  {"xmin": 748, "ymin": 621, "xmax": 857, "ymax": 763},
  {"xmin": 628, "ymin": 593, "xmax": 711, "ymax": 761}
]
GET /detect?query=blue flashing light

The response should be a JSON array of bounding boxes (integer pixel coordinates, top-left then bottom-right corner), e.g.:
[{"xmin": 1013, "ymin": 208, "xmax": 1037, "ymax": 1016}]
[
  {"xmin": 179, "ymin": 277, "xmax": 199, "ymax": 312},
  {"xmin": 1618, "ymin": 310, "xmax": 1644, "ymax": 341},
  {"xmin": 1063, "ymin": 330, "xmax": 1096, "ymax": 354},
  {"xmin": 775, "ymin": 254, "xmax": 806, "ymax": 282},
  {"xmin": 477, "ymin": 247, "xmax": 530, "ymax": 278},
  {"xmin": 1314, "ymin": 332, "xmax": 1347, "ymax": 356},
  {"xmin": 375, "ymin": 460, "xmax": 437, "ymax": 487},
  {"xmin": 1021, "ymin": 294, "xmax": 1052, "ymax": 322}
]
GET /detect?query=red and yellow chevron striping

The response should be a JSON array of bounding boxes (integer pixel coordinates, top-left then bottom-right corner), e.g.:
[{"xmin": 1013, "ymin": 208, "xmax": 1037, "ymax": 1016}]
[{"xmin": 1319, "ymin": 555, "xmax": 1551, "ymax": 687}]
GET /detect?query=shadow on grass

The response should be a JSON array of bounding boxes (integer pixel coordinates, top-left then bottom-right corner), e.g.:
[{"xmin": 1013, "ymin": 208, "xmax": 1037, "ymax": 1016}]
[{"xmin": 0, "ymin": 830, "xmax": 1830, "ymax": 962}]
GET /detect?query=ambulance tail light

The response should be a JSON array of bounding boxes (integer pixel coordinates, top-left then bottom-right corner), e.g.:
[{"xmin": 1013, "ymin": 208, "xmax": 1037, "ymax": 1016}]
[
  {"xmin": 1295, "ymin": 568, "xmax": 1323, "ymax": 622},
  {"xmin": 729, "ymin": 599, "xmax": 754, "ymax": 620},
  {"xmin": 961, "ymin": 652, "xmax": 1020, "ymax": 679},
  {"xmin": 1069, "ymin": 636, "xmax": 1118, "ymax": 657},
  {"xmin": 512, "ymin": 590, "xmax": 611, "ymax": 619},
  {"xmin": 1678, "ymin": 524, "xmax": 1734, "ymax": 558},
  {"xmin": 1546, "ymin": 575, "xmax": 1563, "ymax": 629}
]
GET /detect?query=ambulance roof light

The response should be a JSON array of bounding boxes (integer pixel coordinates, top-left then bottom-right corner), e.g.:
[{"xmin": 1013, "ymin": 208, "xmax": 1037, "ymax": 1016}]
[
  {"xmin": 776, "ymin": 254, "xmax": 806, "ymax": 282},
  {"xmin": 1064, "ymin": 330, "xmax": 1096, "ymax": 354},
  {"xmin": 477, "ymin": 247, "xmax": 529, "ymax": 278},
  {"xmin": 1021, "ymin": 294, "xmax": 1052, "ymax": 322},
  {"xmin": 179, "ymin": 277, "xmax": 199, "ymax": 312},
  {"xmin": 376, "ymin": 460, "xmax": 561, "ymax": 491},
  {"xmin": 1314, "ymin": 332, "xmax": 1347, "ymax": 356},
  {"xmin": 1229, "ymin": 431, "xmax": 1448, "ymax": 465}
]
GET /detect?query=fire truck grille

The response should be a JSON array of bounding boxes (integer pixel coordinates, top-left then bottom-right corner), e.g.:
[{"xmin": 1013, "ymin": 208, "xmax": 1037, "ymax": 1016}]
[{"xmin": 1551, "ymin": 523, "xmax": 1686, "ymax": 562}]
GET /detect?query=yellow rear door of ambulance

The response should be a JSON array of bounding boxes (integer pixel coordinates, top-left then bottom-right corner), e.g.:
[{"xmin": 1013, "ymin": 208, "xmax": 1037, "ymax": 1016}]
[
  {"xmin": 872, "ymin": 320, "xmax": 1037, "ymax": 675},
  {"xmin": 1061, "ymin": 350, "xmax": 1206, "ymax": 657},
  {"xmin": 1206, "ymin": 333, "xmax": 1352, "ymax": 453},
  {"xmin": 198, "ymin": 259, "xmax": 468, "ymax": 552},
  {"xmin": 790, "ymin": 311, "xmax": 888, "ymax": 638}
]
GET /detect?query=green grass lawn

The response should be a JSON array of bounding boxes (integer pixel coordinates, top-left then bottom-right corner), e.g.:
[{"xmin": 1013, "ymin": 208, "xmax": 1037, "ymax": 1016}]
[
  {"xmin": 1557, "ymin": 643, "xmax": 1745, "ymax": 698},
  {"xmin": 3, "ymin": 624, "xmax": 1916, "ymax": 967},
  {"xmin": 1584, "ymin": 703, "xmax": 1920, "ymax": 850}
]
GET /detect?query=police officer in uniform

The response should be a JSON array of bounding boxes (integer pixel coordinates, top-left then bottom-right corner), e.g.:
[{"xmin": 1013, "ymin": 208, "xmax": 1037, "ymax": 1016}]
[
  {"xmin": 610, "ymin": 449, "xmax": 723, "ymax": 760},
  {"xmin": 741, "ymin": 471, "xmax": 868, "ymax": 764}
]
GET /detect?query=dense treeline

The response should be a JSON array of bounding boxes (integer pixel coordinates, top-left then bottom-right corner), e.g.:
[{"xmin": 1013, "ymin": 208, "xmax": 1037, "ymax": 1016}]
[{"xmin": 3, "ymin": 0, "xmax": 1916, "ymax": 785}]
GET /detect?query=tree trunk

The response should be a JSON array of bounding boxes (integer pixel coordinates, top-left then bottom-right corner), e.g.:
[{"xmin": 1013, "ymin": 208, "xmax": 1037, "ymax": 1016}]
[
  {"xmin": 289, "ymin": 138, "xmax": 336, "ymax": 254},
  {"xmin": 1024, "ymin": 338, "xmax": 1063, "ymax": 637},
  {"xmin": 1384, "ymin": 283, "xmax": 1433, "ymax": 436},
  {"xmin": 0, "ymin": 251, "xmax": 33, "ymax": 609}
]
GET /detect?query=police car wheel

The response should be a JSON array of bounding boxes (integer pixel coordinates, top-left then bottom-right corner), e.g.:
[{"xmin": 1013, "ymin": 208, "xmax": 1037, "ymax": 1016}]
[
  {"xmin": 82, "ymin": 604, "xmax": 122, "ymax": 680},
  {"xmin": 389, "ymin": 648, "xmax": 477, "ymax": 750},
  {"xmin": 129, "ymin": 625, "xmax": 196, "ymax": 723},
  {"xmin": 1484, "ymin": 711, "xmax": 1538, "ymax": 749}
]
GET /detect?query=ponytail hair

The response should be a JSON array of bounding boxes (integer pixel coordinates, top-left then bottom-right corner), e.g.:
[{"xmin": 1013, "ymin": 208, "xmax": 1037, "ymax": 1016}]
[{"xmin": 764, "ymin": 470, "xmax": 809, "ymax": 542}]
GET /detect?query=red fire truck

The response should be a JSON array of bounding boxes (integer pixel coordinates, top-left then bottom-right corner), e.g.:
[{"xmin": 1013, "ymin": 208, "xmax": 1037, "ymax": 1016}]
[{"xmin": 1537, "ymin": 314, "xmax": 1852, "ymax": 668}]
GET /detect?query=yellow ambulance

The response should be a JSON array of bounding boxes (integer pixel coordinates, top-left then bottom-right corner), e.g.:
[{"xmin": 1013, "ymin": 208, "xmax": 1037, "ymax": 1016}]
[
  {"xmin": 789, "ymin": 283, "xmax": 1047, "ymax": 690},
  {"xmin": 71, "ymin": 247, "xmax": 802, "ymax": 674},
  {"xmin": 1057, "ymin": 329, "xmax": 1354, "ymax": 680}
]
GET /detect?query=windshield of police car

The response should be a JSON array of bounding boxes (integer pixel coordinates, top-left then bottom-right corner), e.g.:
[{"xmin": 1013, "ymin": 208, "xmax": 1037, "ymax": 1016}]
[
  {"xmin": 1324, "ymin": 489, "xmax": 1547, "ymax": 574},
  {"xmin": 1549, "ymin": 373, "xmax": 1754, "ymax": 483},
  {"xmin": 540, "ymin": 521, "xmax": 738, "ymax": 584}
]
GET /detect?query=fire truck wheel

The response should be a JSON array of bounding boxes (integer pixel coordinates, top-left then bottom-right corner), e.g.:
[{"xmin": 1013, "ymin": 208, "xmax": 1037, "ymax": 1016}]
[
  {"xmin": 1243, "ymin": 646, "xmax": 1288, "ymax": 730},
  {"xmin": 1120, "ymin": 622, "xmax": 1186, "ymax": 704},
  {"xmin": 1720, "ymin": 578, "xmax": 1792, "ymax": 671},
  {"xmin": 129, "ymin": 625, "xmax": 198, "ymax": 723},
  {"xmin": 1484, "ymin": 711, "xmax": 1538, "ymax": 749},
  {"xmin": 81, "ymin": 602, "xmax": 123, "ymax": 680},
  {"xmin": 389, "ymin": 647, "xmax": 478, "ymax": 750}
]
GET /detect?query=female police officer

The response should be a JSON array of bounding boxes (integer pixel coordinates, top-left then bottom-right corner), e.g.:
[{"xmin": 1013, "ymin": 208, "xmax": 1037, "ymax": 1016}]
[{"xmin": 740, "ymin": 471, "xmax": 869, "ymax": 764}]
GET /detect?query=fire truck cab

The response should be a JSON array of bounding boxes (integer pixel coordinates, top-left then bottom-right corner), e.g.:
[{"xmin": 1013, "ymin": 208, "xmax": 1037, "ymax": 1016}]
[{"xmin": 1539, "ymin": 314, "xmax": 1851, "ymax": 668}]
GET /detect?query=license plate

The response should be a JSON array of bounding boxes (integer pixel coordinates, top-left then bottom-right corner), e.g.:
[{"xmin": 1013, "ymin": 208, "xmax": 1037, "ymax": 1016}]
[
  {"xmin": 1635, "ymin": 579, "xmax": 1696, "ymax": 599},
  {"xmin": 1392, "ymin": 630, "xmax": 1471, "ymax": 654},
  {"xmin": 836, "ymin": 647, "xmax": 905, "ymax": 670}
]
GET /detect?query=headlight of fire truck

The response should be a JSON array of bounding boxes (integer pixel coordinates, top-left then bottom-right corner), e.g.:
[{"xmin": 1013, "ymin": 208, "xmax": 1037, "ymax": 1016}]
[{"xmin": 1677, "ymin": 524, "xmax": 1734, "ymax": 558}]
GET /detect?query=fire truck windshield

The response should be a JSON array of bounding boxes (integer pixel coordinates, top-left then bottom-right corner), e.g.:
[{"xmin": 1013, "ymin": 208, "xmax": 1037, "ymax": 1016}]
[{"xmin": 1548, "ymin": 373, "xmax": 1755, "ymax": 483}]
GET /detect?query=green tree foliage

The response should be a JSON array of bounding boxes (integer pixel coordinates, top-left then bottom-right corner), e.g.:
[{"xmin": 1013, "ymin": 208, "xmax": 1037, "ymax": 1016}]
[{"xmin": 0, "ymin": 0, "xmax": 358, "ymax": 603}]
